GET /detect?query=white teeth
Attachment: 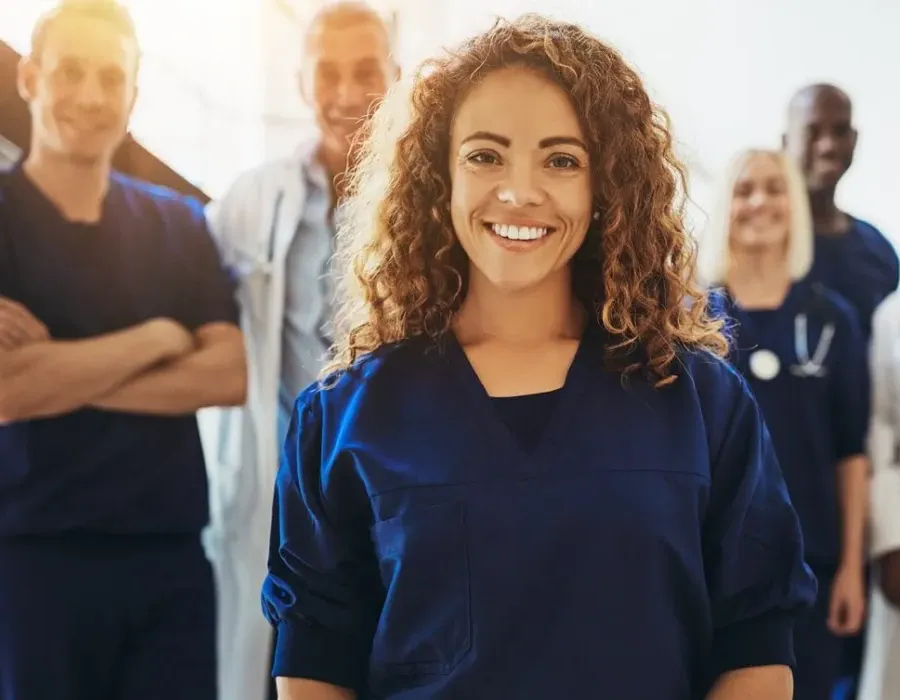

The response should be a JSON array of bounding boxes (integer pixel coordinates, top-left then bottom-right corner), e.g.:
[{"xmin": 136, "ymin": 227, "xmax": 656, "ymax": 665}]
[{"xmin": 490, "ymin": 224, "xmax": 550, "ymax": 241}]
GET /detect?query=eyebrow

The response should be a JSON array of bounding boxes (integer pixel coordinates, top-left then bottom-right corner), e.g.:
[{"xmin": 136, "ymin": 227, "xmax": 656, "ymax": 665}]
[
  {"xmin": 460, "ymin": 131, "xmax": 588, "ymax": 151},
  {"xmin": 316, "ymin": 57, "xmax": 382, "ymax": 71}
]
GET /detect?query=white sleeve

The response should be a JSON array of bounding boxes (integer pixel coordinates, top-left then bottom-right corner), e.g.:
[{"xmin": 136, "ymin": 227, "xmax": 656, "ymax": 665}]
[
  {"xmin": 204, "ymin": 170, "xmax": 262, "ymax": 279},
  {"xmin": 869, "ymin": 293, "xmax": 900, "ymax": 559}
]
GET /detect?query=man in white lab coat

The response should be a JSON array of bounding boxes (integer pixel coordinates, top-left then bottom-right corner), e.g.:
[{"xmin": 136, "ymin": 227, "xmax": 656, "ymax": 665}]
[
  {"xmin": 201, "ymin": 3, "xmax": 399, "ymax": 699},
  {"xmin": 859, "ymin": 291, "xmax": 900, "ymax": 700}
]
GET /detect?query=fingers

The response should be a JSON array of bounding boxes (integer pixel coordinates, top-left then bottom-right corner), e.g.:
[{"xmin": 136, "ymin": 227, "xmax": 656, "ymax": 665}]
[
  {"xmin": 827, "ymin": 591, "xmax": 866, "ymax": 636},
  {"xmin": 0, "ymin": 297, "xmax": 49, "ymax": 349},
  {"xmin": 827, "ymin": 593, "xmax": 845, "ymax": 634}
]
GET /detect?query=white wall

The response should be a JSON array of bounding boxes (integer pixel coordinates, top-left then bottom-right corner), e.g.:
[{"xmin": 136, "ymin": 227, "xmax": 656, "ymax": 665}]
[{"xmin": 126, "ymin": 0, "xmax": 268, "ymax": 198}]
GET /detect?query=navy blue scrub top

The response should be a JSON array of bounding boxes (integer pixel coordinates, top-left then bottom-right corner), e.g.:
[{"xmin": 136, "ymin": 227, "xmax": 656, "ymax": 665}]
[
  {"xmin": 0, "ymin": 165, "xmax": 238, "ymax": 536},
  {"xmin": 808, "ymin": 217, "xmax": 898, "ymax": 337},
  {"xmin": 722, "ymin": 282, "xmax": 869, "ymax": 569},
  {"xmin": 262, "ymin": 320, "xmax": 817, "ymax": 699}
]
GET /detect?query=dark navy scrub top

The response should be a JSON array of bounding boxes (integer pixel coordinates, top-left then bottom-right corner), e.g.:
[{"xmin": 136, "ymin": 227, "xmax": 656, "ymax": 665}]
[
  {"xmin": 723, "ymin": 283, "xmax": 869, "ymax": 570},
  {"xmin": 0, "ymin": 166, "xmax": 238, "ymax": 536},
  {"xmin": 809, "ymin": 217, "xmax": 898, "ymax": 337},
  {"xmin": 262, "ymin": 320, "xmax": 817, "ymax": 699}
]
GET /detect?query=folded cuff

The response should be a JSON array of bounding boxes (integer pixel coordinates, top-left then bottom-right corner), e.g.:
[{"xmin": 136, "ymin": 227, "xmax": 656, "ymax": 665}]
[
  {"xmin": 711, "ymin": 610, "xmax": 795, "ymax": 678},
  {"xmin": 272, "ymin": 619, "xmax": 369, "ymax": 691}
]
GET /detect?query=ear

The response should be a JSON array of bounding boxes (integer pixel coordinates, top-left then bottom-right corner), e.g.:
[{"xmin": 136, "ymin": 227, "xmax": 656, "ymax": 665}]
[
  {"xmin": 297, "ymin": 69, "xmax": 310, "ymax": 107},
  {"xmin": 127, "ymin": 84, "xmax": 139, "ymax": 118},
  {"xmin": 16, "ymin": 56, "xmax": 38, "ymax": 103},
  {"xmin": 392, "ymin": 61, "xmax": 401, "ymax": 83},
  {"xmin": 850, "ymin": 127, "xmax": 859, "ymax": 153},
  {"xmin": 780, "ymin": 132, "xmax": 788, "ymax": 150},
  {"xmin": 128, "ymin": 54, "xmax": 141, "ymax": 117}
]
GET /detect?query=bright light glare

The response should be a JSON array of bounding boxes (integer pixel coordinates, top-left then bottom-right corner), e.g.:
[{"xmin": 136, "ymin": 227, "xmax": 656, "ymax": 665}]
[{"xmin": 0, "ymin": 0, "xmax": 266, "ymax": 196}]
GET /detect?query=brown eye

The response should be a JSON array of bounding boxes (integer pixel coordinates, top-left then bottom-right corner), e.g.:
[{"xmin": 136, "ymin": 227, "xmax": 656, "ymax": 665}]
[
  {"xmin": 467, "ymin": 151, "xmax": 500, "ymax": 166},
  {"xmin": 547, "ymin": 154, "xmax": 580, "ymax": 169}
]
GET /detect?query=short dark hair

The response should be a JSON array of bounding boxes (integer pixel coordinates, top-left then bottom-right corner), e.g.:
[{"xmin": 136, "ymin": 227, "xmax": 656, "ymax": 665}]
[
  {"xmin": 788, "ymin": 83, "xmax": 852, "ymax": 119},
  {"xmin": 31, "ymin": 1, "xmax": 140, "ymax": 62}
]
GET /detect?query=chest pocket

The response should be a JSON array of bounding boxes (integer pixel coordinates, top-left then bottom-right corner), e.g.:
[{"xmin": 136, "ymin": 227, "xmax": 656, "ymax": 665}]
[{"xmin": 368, "ymin": 501, "xmax": 472, "ymax": 681}]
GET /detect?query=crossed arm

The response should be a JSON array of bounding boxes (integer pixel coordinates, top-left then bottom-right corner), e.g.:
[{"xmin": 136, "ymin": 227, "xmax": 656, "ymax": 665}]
[
  {"xmin": 90, "ymin": 321, "xmax": 246, "ymax": 415},
  {"xmin": 0, "ymin": 296, "xmax": 246, "ymax": 424}
]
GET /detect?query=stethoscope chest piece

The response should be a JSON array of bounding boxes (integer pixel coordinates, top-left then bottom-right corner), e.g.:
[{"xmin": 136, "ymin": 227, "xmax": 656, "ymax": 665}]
[{"xmin": 749, "ymin": 349, "xmax": 781, "ymax": 381}]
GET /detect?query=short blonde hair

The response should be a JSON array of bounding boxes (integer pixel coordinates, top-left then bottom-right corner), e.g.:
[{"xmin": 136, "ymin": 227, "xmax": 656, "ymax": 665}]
[
  {"xmin": 697, "ymin": 149, "xmax": 813, "ymax": 286},
  {"xmin": 31, "ymin": 1, "xmax": 140, "ymax": 62}
]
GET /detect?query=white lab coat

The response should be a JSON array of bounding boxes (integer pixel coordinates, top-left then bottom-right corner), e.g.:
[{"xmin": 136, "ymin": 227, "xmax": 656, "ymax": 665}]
[
  {"xmin": 199, "ymin": 143, "xmax": 317, "ymax": 700},
  {"xmin": 859, "ymin": 291, "xmax": 900, "ymax": 700}
]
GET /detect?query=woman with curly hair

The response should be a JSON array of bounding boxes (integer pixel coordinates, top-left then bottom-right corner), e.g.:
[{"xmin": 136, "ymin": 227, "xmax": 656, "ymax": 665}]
[
  {"xmin": 262, "ymin": 14, "xmax": 816, "ymax": 700},
  {"xmin": 699, "ymin": 149, "xmax": 869, "ymax": 700}
]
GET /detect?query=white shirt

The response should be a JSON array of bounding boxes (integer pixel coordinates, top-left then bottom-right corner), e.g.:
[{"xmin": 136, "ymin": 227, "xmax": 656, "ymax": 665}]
[{"xmin": 859, "ymin": 291, "xmax": 900, "ymax": 700}]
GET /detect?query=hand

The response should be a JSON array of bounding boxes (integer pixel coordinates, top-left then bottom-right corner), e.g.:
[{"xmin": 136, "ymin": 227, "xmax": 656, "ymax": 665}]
[
  {"xmin": 878, "ymin": 550, "xmax": 900, "ymax": 608},
  {"xmin": 828, "ymin": 563, "xmax": 867, "ymax": 635},
  {"xmin": 143, "ymin": 318, "xmax": 195, "ymax": 360},
  {"xmin": 0, "ymin": 297, "xmax": 49, "ymax": 350}
]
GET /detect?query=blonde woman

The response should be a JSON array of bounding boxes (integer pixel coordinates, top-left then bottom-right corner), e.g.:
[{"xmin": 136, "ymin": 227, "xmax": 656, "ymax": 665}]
[{"xmin": 700, "ymin": 148, "xmax": 870, "ymax": 700}]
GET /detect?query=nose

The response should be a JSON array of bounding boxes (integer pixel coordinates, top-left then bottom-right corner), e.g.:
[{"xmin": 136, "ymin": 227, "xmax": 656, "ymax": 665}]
[
  {"xmin": 335, "ymin": 79, "xmax": 364, "ymax": 109},
  {"xmin": 814, "ymin": 133, "xmax": 840, "ymax": 156},
  {"xmin": 74, "ymin": 74, "xmax": 106, "ymax": 108},
  {"xmin": 746, "ymin": 187, "xmax": 769, "ymax": 211},
  {"xmin": 497, "ymin": 162, "xmax": 544, "ymax": 207}
]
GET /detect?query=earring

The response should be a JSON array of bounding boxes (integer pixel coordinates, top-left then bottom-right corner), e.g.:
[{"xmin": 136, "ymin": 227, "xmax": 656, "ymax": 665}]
[{"xmin": 592, "ymin": 211, "xmax": 600, "ymax": 221}]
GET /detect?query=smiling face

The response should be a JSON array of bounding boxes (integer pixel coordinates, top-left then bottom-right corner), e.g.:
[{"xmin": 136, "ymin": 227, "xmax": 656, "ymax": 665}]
[
  {"xmin": 302, "ymin": 15, "xmax": 396, "ymax": 170},
  {"xmin": 729, "ymin": 153, "xmax": 791, "ymax": 254},
  {"xmin": 448, "ymin": 67, "xmax": 594, "ymax": 293},
  {"xmin": 784, "ymin": 87, "xmax": 857, "ymax": 192},
  {"xmin": 19, "ymin": 13, "xmax": 138, "ymax": 165}
]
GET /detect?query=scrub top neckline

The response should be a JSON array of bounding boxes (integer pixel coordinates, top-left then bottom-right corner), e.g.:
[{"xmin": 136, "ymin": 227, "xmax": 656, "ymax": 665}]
[
  {"xmin": 723, "ymin": 283, "xmax": 805, "ymax": 346},
  {"xmin": 442, "ymin": 319, "xmax": 599, "ymax": 475},
  {"xmin": 7, "ymin": 161, "xmax": 117, "ymax": 230}
]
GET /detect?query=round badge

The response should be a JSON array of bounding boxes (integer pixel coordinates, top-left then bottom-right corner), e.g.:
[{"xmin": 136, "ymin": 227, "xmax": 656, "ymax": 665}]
[{"xmin": 749, "ymin": 349, "xmax": 780, "ymax": 381}]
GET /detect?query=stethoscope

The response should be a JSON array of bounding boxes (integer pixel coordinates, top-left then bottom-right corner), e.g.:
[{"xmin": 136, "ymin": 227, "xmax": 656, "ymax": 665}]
[{"xmin": 746, "ymin": 312, "xmax": 836, "ymax": 381}]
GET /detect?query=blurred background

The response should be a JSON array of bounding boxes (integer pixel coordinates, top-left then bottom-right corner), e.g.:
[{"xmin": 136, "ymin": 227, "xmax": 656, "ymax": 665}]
[{"xmin": 2, "ymin": 0, "xmax": 898, "ymax": 243}]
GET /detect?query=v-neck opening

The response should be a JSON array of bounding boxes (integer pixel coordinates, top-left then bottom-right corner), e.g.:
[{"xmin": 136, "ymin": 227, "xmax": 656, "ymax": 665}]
[
  {"xmin": 442, "ymin": 321, "xmax": 599, "ymax": 473},
  {"xmin": 724, "ymin": 283, "xmax": 805, "ymax": 353},
  {"xmin": 11, "ymin": 163, "xmax": 117, "ymax": 230},
  {"xmin": 491, "ymin": 389, "xmax": 564, "ymax": 456}
]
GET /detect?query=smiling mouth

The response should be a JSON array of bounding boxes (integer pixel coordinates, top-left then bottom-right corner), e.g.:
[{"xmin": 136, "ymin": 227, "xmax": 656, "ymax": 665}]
[
  {"xmin": 485, "ymin": 222, "xmax": 556, "ymax": 242},
  {"xmin": 62, "ymin": 120, "xmax": 109, "ymax": 133}
]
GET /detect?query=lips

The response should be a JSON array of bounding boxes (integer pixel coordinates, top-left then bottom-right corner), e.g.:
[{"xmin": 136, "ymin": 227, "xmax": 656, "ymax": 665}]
[
  {"xmin": 327, "ymin": 113, "xmax": 366, "ymax": 133},
  {"xmin": 489, "ymin": 223, "xmax": 553, "ymax": 241},
  {"xmin": 60, "ymin": 118, "xmax": 109, "ymax": 133},
  {"xmin": 812, "ymin": 156, "xmax": 847, "ymax": 176}
]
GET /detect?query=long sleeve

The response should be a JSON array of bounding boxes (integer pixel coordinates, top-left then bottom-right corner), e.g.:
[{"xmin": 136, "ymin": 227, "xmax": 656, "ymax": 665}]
[
  {"xmin": 869, "ymin": 293, "xmax": 900, "ymax": 559},
  {"xmin": 701, "ymin": 371, "xmax": 817, "ymax": 681},
  {"xmin": 204, "ymin": 170, "xmax": 264, "ymax": 285},
  {"xmin": 261, "ymin": 391, "xmax": 382, "ymax": 691}
]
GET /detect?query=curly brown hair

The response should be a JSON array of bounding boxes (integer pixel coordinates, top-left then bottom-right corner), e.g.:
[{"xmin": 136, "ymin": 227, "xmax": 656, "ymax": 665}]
[{"xmin": 326, "ymin": 13, "xmax": 726, "ymax": 385}]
